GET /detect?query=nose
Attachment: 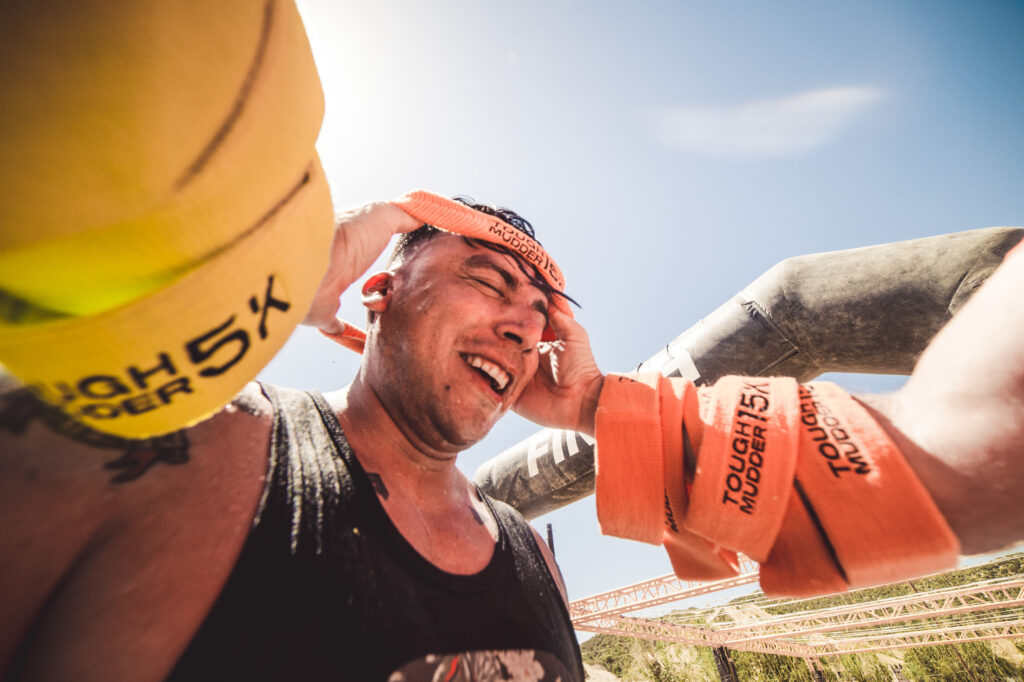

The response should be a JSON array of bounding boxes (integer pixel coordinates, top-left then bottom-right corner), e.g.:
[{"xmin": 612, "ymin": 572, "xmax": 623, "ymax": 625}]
[
  {"xmin": 495, "ymin": 302, "xmax": 545, "ymax": 351},
  {"xmin": 498, "ymin": 326, "xmax": 525, "ymax": 348}
]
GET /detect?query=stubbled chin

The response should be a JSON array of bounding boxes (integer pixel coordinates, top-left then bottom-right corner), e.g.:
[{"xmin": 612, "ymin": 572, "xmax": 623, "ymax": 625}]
[{"xmin": 442, "ymin": 407, "xmax": 505, "ymax": 449}]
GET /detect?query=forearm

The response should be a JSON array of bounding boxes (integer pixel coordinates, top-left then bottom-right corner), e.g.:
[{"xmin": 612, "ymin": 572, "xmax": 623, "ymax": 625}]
[
  {"xmin": 302, "ymin": 202, "xmax": 421, "ymax": 332},
  {"xmin": 572, "ymin": 374, "xmax": 604, "ymax": 437},
  {"xmin": 852, "ymin": 393, "xmax": 1016, "ymax": 556},
  {"xmin": 859, "ymin": 246, "xmax": 1024, "ymax": 554}
]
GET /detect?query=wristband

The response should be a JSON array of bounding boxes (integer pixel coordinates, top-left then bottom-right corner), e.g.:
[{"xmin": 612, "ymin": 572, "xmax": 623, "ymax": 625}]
[
  {"xmin": 1, "ymin": 0, "xmax": 324, "ymax": 316},
  {"xmin": 661, "ymin": 378, "xmax": 740, "ymax": 578},
  {"xmin": 663, "ymin": 528, "xmax": 741, "ymax": 581},
  {"xmin": 758, "ymin": 490, "xmax": 848, "ymax": 597},
  {"xmin": 684, "ymin": 376, "xmax": 800, "ymax": 561},
  {"xmin": 593, "ymin": 373, "xmax": 959, "ymax": 596},
  {"xmin": 0, "ymin": 1, "xmax": 332, "ymax": 437},
  {"xmin": 660, "ymin": 377, "xmax": 689, "ymax": 543},
  {"xmin": 0, "ymin": 160, "xmax": 332, "ymax": 438},
  {"xmin": 790, "ymin": 383, "xmax": 959, "ymax": 587},
  {"xmin": 595, "ymin": 373, "xmax": 666, "ymax": 545}
]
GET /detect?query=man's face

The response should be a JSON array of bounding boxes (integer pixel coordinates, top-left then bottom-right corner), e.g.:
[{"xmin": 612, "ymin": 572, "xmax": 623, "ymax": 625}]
[{"xmin": 366, "ymin": 234, "xmax": 551, "ymax": 453}]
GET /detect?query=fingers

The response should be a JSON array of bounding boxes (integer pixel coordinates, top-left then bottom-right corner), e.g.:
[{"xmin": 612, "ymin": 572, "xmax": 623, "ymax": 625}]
[
  {"xmin": 547, "ymin": 305, "xmax": 589, "ymax": 343},
  {"xmin": 335, "ymin": 201, "xmax": 421, "ymax": 238},
  {"xmin": 383, "ymin": 202, "xmax": 425, "ymax": 235},
  {"xmin": 384, "ymin": 201, "xmax": 428, "ymax": 235}
]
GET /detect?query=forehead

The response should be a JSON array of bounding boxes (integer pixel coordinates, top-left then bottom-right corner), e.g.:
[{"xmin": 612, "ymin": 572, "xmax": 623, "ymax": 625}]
[{"xmin": 402, "ymin": 233, "xmax": 548, "ymax": 294}]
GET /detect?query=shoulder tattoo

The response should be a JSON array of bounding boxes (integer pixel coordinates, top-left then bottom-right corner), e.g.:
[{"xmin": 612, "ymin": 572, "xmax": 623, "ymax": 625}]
[
  {"xmin": 0, "ymin": 382, "xmax": 190, "ymax": 484},
  {"xmin": 366, "ymin": 472, "xmax": 389, "ymax": 500}
]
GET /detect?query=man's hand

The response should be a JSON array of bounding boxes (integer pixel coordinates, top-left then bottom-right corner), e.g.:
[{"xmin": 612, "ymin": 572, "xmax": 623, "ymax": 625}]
[
  {"xmin": 303, "ymin": 202, "xmax": 422, "ymax": 334},
  {"xmin": 513, "ymin": 308, "xmax": 605, "ymax": 435}
]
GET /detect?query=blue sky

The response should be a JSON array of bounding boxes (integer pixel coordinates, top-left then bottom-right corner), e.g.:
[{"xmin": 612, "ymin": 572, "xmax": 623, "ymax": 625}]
[{"xmin": 260, "ymin": 0, "xmax": 1024, "ymax": 607}]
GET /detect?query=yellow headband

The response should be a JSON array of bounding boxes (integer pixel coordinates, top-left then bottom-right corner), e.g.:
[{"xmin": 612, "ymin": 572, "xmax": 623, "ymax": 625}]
[{"xmin": 0, "ymin": 0, "xmax": 334, "ymax": 437}]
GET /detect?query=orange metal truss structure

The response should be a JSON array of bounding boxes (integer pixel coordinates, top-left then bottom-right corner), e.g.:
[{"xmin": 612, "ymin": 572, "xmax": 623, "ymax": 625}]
[{"xmin": 570, "ymin": 555, "xmax": 1024, "ymax": 660}]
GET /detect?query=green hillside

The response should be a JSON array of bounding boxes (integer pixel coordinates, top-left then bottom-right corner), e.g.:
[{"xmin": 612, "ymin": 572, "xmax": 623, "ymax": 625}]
[{"xmin": 580, "ymin": 553, "xmax": 1024, "ymax": 681}]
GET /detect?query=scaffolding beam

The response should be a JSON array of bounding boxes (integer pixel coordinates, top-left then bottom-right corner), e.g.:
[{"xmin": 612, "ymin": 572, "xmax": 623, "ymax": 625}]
[
  {"xmin": 570, "ymin": 558, "xmax": 760, "ymax": 623},
  {"xmin": 720, "ymin": 579, "xmax": 1024, "ymax": 644},
  {"xmin": 570, "ymin": 555, "xmax": 1024, "ymax": 662}
]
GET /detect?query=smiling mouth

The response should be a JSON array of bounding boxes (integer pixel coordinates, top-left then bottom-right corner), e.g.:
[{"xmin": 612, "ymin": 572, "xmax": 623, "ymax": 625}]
[{"xmin": 460, "ymin": 353, "xmax": 511, "ymax": 394}]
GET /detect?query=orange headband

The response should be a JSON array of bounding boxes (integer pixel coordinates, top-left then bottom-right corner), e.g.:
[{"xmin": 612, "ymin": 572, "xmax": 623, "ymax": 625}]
[
  {"xmin": 321, "ymin": 191, "xmax": 572, "ymax": 353},
  {"xmin": 391, "ymin": 191, "xmax": 568, "ymax": 298}
]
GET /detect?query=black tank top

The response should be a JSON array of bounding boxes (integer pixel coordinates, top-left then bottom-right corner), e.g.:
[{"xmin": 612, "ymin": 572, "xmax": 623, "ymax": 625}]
[{"xmin": 169, "ymin": 384, "xmax": 583, "ymax": 681}]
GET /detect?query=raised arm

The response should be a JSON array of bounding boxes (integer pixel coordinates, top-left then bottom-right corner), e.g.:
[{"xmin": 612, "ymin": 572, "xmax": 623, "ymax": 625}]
[
  {"xmin": 303, "ymin": 203, "xmax": 422, "ymax": 335},
  {"xmin": 863, "ymin": 242, "xmax": 1024, "ymax": 554},
  {"xmin": 508, "ymin": 241, "xmax": 1024, "ymax": 594}
]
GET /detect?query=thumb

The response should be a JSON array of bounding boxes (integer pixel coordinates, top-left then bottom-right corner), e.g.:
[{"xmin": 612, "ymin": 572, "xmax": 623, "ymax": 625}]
[{"xmin": 319, "ymin": 316, "xmax": 346, "ymax": 335}]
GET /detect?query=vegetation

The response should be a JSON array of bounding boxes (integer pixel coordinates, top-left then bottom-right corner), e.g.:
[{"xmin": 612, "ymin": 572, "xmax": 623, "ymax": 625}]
[
  {"xmin": 902, "ymin": 642, "xmax": 1024, "ymax": 681},
  {"xmin": 580, "ymin": 554, "xmax": 1024, "ymax": 681},
  {"xmin": 581, "ymin": 635, "xmax": 719, "ymax": 681}
]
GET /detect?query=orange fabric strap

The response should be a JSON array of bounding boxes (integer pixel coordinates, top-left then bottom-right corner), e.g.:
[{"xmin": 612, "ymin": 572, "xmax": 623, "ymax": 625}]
[
  {"xmin": 322, "ymin": 191, "xmax": 572, "ymax": 355},
  {"xmin": 661, "ymin": 378, "xmax": 740, "ymax": 579},
  {"xmin": 787, "ymin": 382, "xmax": 960, "ymax": 587},
  {"xmin": 660, "ymin": 376, "xmax": 688, "ymax": 537},
  {"xmin": 390, "ymin": 190, "xmax": 571, "ymax": 318},
  {"xmin": 759, "ymin": 490, "xmax": 848, "ymax": 596},
  {"xmin": 684, "ymin": 376, "xmax": 800, "ymax": 562},
  {"xmin": 595, "ymin": 374, "xmax": 666, "ymax": 545},
  {"xmin": 593, "ymin": 373, "xmax": 959, "ymax": 596},
  {"xmin": 319, "ymin": 321, "xmax": 367, "ymax": 353},
  {"xmin": 663, "ymin": 528, "xmax": 741, "ymax": 581}
]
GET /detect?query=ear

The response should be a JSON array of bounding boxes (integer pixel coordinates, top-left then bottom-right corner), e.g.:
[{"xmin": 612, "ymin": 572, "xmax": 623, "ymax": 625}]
[{"xmin": 361, "ymin": 272, "xmax": 394, "ymax": 314}]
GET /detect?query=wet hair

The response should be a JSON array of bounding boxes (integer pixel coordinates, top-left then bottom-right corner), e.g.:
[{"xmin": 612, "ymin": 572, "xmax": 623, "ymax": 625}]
[{"xmin": 386, "ymin": 197, "xmax": 578, "ymax": 310}]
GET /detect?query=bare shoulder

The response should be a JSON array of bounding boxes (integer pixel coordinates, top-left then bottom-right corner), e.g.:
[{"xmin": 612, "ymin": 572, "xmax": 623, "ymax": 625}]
[
  {"xmin": 0, "ymin": 378, "xmax": 273, "ymax": 485},
  {"xmin": 0, "ymin": 379, "xmax": 274, "ymax": 679},
  {"xmin": 0, "ymin": 374, "xmax": 275, "ymax": 566}
]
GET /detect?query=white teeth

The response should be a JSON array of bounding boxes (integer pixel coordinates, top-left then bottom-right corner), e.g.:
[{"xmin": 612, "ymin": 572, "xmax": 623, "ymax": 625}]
[{"xmin": 463, "ymin": 354, "xmax": 510, "ymax": 391}]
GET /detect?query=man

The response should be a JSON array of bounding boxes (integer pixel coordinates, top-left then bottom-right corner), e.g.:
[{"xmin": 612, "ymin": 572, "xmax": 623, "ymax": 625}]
[
  {"xmin": 0, "ymin": 199, "xmax": 601, "ymax": 681},
  {"xmin": 5, "ymin": 195, "xmax": 1022, "ymax": 682},
  {"xmin": 6, "ymin": 3, "xmax": 1020, "ymax": 679}
]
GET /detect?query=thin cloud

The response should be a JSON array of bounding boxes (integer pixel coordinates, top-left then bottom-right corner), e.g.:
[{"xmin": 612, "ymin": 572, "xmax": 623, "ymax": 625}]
[{"xmin": 656, "ymin": 86, "xmax": 886, "ymax": 157}]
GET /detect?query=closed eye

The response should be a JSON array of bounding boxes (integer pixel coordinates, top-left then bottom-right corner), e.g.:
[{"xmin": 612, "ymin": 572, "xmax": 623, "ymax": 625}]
[
  {"xmin": 472, "ymin": 277, "xmax": 504, "ymax": 296},
  {"xmin": 532, "ymin": 301, "xmax": 550, "ymax": 329}
]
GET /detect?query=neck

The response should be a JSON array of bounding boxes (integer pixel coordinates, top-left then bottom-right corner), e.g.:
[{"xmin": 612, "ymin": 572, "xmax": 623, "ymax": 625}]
[
  {"xmin": 327, "ymin": 372, "xmax": 502, "ymax": 571},
  {"xmin": 327, "ymin": 371, "xmax": 463, "ymax": 485}
]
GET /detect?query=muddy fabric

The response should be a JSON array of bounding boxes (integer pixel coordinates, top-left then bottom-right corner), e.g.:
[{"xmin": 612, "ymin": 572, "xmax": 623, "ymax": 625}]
[{"xmin": 169, "ymin": 383, "xmax": 582, "ymax": 681}]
